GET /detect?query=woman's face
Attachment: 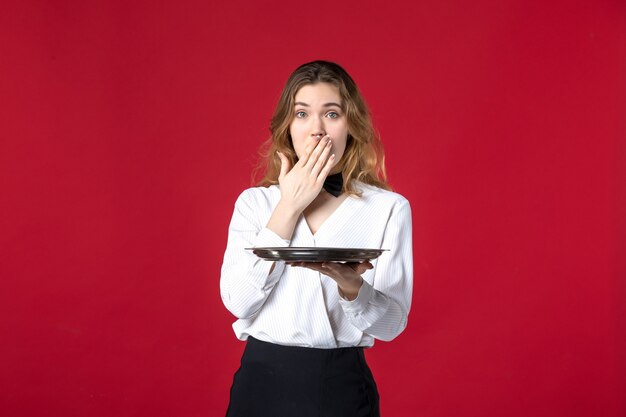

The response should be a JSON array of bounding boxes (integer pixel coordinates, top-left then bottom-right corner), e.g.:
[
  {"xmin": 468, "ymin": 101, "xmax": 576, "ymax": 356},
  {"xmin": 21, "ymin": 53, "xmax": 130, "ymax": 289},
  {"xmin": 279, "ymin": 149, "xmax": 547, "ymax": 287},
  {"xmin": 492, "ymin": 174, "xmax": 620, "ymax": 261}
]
[{"xmin": 289, "ymin": 82, "xmax": 348, "ymax": 173}]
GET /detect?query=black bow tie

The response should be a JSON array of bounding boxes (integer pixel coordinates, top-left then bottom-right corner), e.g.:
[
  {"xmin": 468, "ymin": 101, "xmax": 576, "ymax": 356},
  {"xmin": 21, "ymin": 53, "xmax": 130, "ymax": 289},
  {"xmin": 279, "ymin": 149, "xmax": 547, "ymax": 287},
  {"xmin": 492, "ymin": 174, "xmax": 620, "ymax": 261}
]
[{"xmin": 323, "ymin": 172, "xmax": 343, "ymax": 197}]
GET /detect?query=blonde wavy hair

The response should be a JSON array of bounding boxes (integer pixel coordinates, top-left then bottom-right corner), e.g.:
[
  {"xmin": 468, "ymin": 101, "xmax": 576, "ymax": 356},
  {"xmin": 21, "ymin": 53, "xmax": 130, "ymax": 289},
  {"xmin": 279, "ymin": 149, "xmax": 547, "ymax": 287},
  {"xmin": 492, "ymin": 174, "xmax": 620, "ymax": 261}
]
[{"xmin": 255, "ymin": 60, "xmax": 390, "ymax": 196}]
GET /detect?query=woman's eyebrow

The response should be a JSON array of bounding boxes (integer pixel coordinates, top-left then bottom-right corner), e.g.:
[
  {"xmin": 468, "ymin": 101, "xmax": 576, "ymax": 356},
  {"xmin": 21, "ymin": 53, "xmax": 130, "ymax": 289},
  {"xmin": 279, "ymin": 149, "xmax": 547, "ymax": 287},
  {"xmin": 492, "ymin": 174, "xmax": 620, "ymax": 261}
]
[{"xmin": 294, "ymin": 102, "xmax": 342, "ymax": 108}]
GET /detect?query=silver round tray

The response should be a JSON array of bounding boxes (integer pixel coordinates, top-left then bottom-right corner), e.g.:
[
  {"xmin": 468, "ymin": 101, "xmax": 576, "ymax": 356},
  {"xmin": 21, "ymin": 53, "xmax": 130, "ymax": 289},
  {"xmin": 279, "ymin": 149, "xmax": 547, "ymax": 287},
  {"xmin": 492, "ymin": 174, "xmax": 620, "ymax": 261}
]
[{"xmin": 246, "ymin": 247, "xmax": 387, "ymax": 262}]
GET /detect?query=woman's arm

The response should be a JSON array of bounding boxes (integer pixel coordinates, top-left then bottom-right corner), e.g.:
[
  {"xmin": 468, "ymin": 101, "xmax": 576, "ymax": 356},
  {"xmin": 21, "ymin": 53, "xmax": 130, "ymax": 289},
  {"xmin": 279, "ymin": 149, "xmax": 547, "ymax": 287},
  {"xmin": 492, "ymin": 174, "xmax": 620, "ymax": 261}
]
[
  {"xmin": 220, "ymin": 136, "xmax": 336, "ymax": 319},
  {"xmin": 293, "ymin": 197, "xmax": 413, "ymax": 341},
  {"xmin": 338, "ymin": 198, "xmax": 413, "ymax": 341},
  {"xmin": 220, "ymin": 189, "xmax": 290, "ymax": 319}
]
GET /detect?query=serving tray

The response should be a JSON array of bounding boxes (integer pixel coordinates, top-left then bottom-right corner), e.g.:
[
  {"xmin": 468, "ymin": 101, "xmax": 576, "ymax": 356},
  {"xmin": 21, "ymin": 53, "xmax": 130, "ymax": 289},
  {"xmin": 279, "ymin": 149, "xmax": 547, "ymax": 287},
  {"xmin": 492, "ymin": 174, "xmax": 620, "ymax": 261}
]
[{"xmin": 247, "ymin": 247, "xmax": 387, "ymax": 262}]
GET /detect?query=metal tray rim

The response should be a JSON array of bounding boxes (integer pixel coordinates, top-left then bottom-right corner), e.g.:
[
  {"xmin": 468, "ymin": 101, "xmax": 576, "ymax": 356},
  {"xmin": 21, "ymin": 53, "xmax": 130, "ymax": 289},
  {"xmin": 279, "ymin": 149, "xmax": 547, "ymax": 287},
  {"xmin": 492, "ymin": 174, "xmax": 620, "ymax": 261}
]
[{"xmin": 246, "ymin": 247, "xmax": 388, "ymax": 262}]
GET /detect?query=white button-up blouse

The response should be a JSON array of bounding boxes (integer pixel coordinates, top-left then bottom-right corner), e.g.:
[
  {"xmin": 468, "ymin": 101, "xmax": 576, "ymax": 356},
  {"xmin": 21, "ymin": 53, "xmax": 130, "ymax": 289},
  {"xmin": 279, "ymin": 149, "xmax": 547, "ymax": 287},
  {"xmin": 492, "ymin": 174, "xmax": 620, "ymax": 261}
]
[{"xmin": 220, "ymin": 181, "xmax": 413, "ymax": 348}]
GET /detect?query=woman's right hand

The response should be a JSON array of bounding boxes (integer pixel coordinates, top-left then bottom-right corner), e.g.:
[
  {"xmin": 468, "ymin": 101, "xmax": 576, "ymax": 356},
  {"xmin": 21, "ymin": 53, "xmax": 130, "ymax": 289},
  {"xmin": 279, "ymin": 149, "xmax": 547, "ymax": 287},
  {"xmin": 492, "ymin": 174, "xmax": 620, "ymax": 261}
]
[
  {"xmin": 276, "ymin": 135, "xmax": 335, "ymax": 214},
  {"xmin": 265, "ymin": 135, "xmax": 335, "ymax": 241}
]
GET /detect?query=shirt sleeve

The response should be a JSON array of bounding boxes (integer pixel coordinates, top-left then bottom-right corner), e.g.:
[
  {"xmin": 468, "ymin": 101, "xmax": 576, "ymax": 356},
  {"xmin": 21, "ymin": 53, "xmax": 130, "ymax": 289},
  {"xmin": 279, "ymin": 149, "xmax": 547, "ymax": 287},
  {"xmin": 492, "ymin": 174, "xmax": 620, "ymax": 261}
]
[
  {"xmin": 338, "ymin": 197, "xmax": 413, "ymax": 341},
  {"xmin": 220, "ymin": 189, "xmax": 290, "ymax": 319}
]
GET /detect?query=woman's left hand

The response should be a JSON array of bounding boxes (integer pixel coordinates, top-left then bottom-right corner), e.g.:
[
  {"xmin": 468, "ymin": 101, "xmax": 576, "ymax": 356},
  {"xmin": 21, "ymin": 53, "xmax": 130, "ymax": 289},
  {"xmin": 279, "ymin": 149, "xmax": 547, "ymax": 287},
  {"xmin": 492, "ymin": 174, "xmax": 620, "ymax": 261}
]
[{"xmin": 286, "ymin": 261, "xmax": 373, "ymax": 301}]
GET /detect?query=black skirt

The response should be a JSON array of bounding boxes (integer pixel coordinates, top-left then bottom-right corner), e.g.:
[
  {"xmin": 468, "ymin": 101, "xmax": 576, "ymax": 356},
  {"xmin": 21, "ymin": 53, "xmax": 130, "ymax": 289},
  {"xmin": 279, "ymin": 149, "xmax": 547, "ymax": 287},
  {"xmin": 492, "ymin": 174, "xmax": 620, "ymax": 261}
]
[{"xmin": 226, "ymin": 337, "xmax": 380, "ymax": 417}]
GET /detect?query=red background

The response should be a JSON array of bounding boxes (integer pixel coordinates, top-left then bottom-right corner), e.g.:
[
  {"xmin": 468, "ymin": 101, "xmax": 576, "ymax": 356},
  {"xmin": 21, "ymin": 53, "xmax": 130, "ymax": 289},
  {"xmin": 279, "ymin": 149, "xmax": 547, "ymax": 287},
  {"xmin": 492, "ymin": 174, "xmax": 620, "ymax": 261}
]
[{"xmin": 1, "ymin": 1, "xmax": 624, "ymax": 416}]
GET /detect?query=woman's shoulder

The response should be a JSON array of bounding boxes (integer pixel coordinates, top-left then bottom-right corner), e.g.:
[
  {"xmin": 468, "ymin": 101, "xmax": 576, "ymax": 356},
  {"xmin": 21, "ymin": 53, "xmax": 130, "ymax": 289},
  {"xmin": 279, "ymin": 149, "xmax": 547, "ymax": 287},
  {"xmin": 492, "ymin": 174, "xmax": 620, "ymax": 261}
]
[
  {"xmin": 235, "ymin": 184, "xmax": 281, "ymax": 207},
  {"xmin": 353, "ymin": 181, "xmax": 410, "ymax": 207}
]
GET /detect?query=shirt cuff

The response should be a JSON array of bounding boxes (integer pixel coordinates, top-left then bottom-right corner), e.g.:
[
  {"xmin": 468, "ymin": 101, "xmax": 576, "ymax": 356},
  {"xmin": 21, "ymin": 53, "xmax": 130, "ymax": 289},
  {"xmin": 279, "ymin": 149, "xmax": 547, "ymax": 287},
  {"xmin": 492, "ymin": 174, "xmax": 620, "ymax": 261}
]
[
  {"xmin": 338, "ymin": 279, "xmax": 374, "ymax": 314},
  {"xmin": 253, "ymin": 227, "xmax": 291, "ymax": 248}
]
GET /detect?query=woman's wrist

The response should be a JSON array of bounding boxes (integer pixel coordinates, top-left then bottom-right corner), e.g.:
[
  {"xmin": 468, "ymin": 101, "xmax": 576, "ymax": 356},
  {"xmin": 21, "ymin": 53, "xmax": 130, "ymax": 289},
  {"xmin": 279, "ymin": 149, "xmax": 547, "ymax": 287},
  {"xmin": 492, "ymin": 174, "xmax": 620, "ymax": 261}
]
[
  {"xmin": 338, "ymin": 277, "xmax": 363, "ymax": 301},
  {"xmin": 275, "ymin": 198, "xmax": 303, "ymax": 217},
  {"xmin": 266, "ymin": 200, "xmax": 302, "ymax": 241}
]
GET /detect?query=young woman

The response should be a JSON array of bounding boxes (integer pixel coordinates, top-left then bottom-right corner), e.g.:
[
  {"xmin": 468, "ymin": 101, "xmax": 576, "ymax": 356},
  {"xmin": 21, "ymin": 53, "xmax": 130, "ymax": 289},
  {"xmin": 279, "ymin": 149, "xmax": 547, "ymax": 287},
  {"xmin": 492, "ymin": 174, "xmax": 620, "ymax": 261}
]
[{"xmin": 220, "ymin": 60, "xmax": 413, "ymax": 417}]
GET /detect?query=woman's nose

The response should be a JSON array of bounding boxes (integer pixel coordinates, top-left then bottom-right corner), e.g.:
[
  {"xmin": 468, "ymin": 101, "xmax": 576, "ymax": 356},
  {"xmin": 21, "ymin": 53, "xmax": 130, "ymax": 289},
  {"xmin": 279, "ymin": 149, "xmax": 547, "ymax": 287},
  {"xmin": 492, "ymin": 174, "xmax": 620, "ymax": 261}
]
[{"xmin": 310, "ymin": 118, "xmax": 326, "ymax": 138}]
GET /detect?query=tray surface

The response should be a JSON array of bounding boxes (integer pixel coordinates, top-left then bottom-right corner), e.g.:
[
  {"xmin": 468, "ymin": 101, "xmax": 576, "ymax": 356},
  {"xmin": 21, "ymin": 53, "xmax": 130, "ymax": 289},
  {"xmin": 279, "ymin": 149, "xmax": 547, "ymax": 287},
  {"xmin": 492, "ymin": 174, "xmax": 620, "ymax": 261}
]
[{"xmin": 247, "ymin": 247, "xmax": 387, "ymax": 262}]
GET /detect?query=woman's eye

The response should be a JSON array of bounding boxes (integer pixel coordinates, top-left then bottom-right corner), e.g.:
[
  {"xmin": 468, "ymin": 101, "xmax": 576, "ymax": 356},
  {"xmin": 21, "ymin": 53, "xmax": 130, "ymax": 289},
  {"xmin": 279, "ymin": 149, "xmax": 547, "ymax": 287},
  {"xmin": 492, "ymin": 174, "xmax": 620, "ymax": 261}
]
[
  {"xmin": 295, "ymin": 111, "xmax": 307, "ymax": 118},
  {"xmin": 326, "ymin": 112, "xmax": 340, "ymax": 119}
]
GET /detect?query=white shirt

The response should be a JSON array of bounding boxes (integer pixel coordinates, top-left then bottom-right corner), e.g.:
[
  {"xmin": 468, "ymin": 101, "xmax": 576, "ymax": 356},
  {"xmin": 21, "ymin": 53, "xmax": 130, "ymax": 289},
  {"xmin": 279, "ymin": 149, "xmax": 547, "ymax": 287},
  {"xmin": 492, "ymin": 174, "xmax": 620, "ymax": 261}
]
[{"xmin": 220, "ymin": 181, "xmax": 413, "ymax": 348}]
